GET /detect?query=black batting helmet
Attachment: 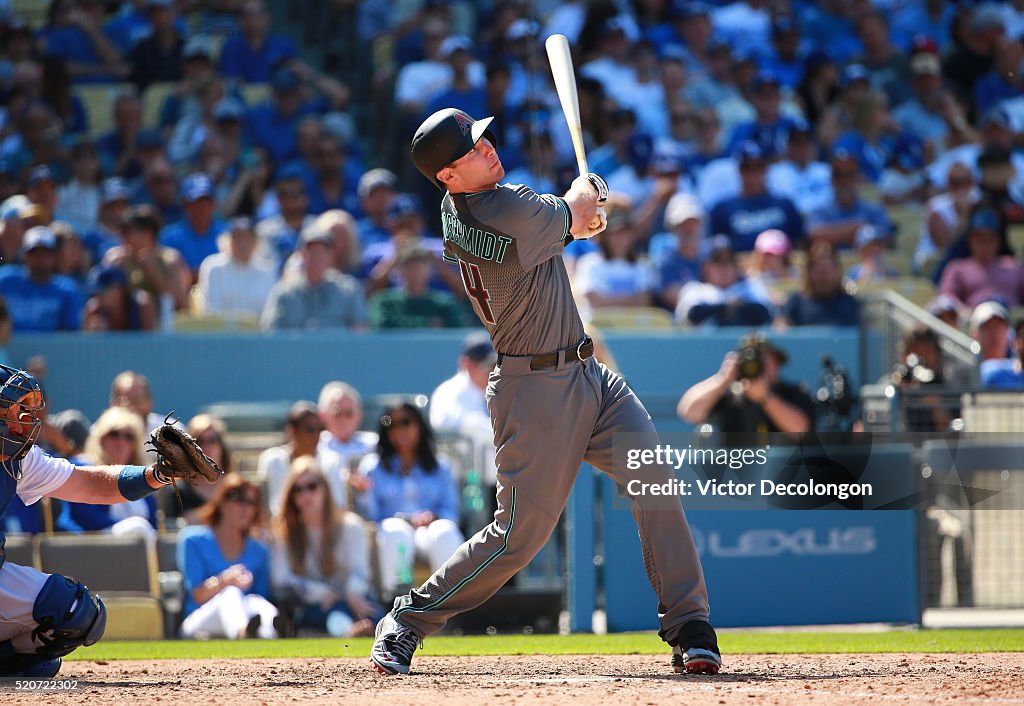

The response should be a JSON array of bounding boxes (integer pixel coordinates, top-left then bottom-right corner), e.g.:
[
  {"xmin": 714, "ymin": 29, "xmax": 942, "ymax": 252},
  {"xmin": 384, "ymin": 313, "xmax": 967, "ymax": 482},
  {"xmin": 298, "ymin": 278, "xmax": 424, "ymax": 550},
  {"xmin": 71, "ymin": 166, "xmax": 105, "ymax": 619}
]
[{"xmin": 411, "ymin": 108, "xmax": 496, "ymax": 190}]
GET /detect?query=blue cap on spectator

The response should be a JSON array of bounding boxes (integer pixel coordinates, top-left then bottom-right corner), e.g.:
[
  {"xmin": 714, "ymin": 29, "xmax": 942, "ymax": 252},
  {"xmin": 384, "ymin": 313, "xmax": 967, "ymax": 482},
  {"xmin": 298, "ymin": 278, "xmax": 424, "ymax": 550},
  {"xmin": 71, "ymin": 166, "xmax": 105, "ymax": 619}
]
[
  {"xmin": 673, "ymin": 1, "xmax": 711, "ymax": 19},
  {"xmin": 275, "ymin": 164, "xmax": 306, "ymax": 185},
  {"xmin": 0, "ymin": 195, "xmax": 29, "ymax": 221},
  {"xmin": 461, "ymin": 331, "xmax": 496, "ymax": 364},
  {"xmin": 601, "ymin": 15, "xmax": 630, "ymax": 39},
  {"xmin": 22, "ymin": 225, "xmax": 57, "ymax": 253},
  {"xmin": 969, "ymin": 208, "xmax": 1001, "ymax": 234},
  {"xmin": 28, "ymin": 165, "xmax": 54, "ymax": 186},
  {"xmin": 981, "ymin": 106, "xmax": 1012, "ymax": 130},
  {"xmin": 181, "ymin": 173, "xmax": 214, "ymax": 202},
  {"xmin": 971, "ymin": 3, "xmax": 1005, "ymax": 32},
  {"xmin": 891, "ymin": 135, "xmax": 924, "ymax": 170},
  {"xmin": 706, "ymin": 233, "xmax": 734, "ymax": 258},
  {"xmin": 773, "ymin": 16, "xmax": 797, "ymax": 35},
  {"xmin": 440, "ymin": 35, "xmax": 473, "ymax": 58},
  {"xmin": 735, "ymin": 141, "xmax": 765, "ymax": 165},
  {"xmin": 101, "ymin": 177, "xmax": 132, "ymax": 205},
  {"xmin": 358, "ymin": 168, "xmax": 397, "ymax": 200},
  {"xmin": 386, "ymin": 193, "xmax": 422, "ymax": 223},
  {"xmin": 271, "ymin": 68, "xmax": 302, "ymax": 91},
  {"xmin": 184, "ymin": 34, "xmax": 214, "ymax": 60},
  {"xmin": 804, "ymin": 49, "xmax": 833, "ymax": 71},
  {"xmin": 628, "ymin": 132, "xmax": 655, "ymax": 171},
  {"xmin": 213, "ymin": 97, "xmax": 245, "ymax": 122},
  {"xmin": 506, "ymin": 18, "xmax": 539, "ymax": 41},
  {"xmin": 87, "ymin": 263, "xmax": 127, "ymax": 295},
  {"xmin": 842, "ymin": 64, "xmax": 869, "ymax": 86},
  {"xmin": 652, "ymin": 143, "xmax": 685, "ymax": 175},
  {"xmin": 854, "ymin": 224, "xmax": 883, "ymax": 249},
  {"xmin": 707, "ymin": 37, "xmax": 731, "ymax": 54},
  {"xmin": 751, "ymin": 69, "xmax": 780, "ymax": 91}
]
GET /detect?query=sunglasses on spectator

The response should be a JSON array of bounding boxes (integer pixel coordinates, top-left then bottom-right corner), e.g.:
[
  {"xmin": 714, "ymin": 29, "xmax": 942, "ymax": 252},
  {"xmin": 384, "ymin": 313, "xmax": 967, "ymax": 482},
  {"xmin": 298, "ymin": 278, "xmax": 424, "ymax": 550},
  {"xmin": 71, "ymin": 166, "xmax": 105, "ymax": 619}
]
[
  {"xmin": 293, "ymin": 480, "xmax": 322, "ymax": 495},
  {"xmin": 226, "ymin": 489, "xmax": 257, "ymax": 506},
  {"xmin": 388, "ymin": 416, "xmax": 416, "ymax": 429},
  {"xmin": 297, "ymin": 422, "xmax": 324, "ymax": 434},
  {"xmin": 105, "ymin": 429, "xmax": 136, "ymax": 442},
  {"xmin": 329, "ymin": 406, "xmax": 356, "ymax": 417}
]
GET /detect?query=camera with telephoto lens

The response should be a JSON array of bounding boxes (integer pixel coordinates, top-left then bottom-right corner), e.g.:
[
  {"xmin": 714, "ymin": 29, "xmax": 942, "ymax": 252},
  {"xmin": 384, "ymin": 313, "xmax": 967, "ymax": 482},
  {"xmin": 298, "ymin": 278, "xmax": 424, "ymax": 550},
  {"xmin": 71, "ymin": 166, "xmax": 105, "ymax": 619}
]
[
  {"xmin": 736, "ymin": 342, "xmax": 763, "ymax": 380},
  {"xmin": 890, "ymin": 353, "xmax": 937, "ymax": 386},
  {"xmin": 816, "ymin": 356, "xmax": 857, "ymax": 432}
]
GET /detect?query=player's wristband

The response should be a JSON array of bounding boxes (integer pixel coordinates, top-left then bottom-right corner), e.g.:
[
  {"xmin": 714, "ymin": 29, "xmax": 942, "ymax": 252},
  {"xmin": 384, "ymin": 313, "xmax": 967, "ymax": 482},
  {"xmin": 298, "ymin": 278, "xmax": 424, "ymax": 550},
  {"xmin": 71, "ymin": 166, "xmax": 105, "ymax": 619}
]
[{"xmin": 117, "ymin": 465, "xmax": 162, "ymax": 501}]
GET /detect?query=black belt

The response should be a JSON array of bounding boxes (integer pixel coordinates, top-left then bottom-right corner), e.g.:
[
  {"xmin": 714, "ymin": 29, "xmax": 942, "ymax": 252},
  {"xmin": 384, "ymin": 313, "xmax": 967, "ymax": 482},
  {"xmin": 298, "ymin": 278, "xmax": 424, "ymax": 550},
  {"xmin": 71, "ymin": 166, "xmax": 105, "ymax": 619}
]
[{"xmin": 497, "ymin": 336, "xmax": 594, "ymax": 370}]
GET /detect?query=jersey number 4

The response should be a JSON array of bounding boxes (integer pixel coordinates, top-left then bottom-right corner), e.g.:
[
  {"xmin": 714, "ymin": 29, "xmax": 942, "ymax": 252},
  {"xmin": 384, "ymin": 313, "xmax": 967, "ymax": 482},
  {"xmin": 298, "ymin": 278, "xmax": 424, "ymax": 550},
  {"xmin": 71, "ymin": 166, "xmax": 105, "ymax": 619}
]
[{"xmin": 459, "ymin": 261, "xmax": 495, "ymax": 323}]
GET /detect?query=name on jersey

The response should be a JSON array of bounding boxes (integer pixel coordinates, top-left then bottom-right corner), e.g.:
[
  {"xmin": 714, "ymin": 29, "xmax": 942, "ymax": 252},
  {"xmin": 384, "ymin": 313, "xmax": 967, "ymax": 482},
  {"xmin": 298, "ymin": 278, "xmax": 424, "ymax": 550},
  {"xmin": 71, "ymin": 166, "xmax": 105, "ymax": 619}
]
[{"xmin": 441, "ymin": 212, "xmax": 513, "ymax": 263}]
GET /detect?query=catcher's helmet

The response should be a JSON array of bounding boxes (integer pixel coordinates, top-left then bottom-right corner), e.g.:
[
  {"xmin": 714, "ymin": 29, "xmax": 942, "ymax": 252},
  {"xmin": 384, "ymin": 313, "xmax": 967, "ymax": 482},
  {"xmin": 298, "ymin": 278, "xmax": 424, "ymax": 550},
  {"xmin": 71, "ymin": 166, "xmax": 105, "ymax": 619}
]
[
  {"xmin": 411, "ymin": 108, "xmax": 496, "ymax": 190},
  {"xmin": 0, "ymin": 364, "xmax": 44, "ymax": 480}
]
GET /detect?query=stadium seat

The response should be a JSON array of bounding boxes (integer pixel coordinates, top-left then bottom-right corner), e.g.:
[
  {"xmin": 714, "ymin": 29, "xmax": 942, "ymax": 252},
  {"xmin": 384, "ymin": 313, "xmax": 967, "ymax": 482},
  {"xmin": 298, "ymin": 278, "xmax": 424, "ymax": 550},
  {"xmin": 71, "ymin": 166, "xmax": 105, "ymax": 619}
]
[
  {"xmin": 38, "ymin": 533, "xmax": 163, "ymax": 640},
  {"xmin": 848, "ymin": 277, "xmax": 936, "ymax": 308},
  {"xmin": 240, "ymin": 83, "xmax": 270, "ymax": 106},
  {"xmin": 2, "ymin": 533, "xmax": 36, "ymax": 568},
  {"xmin": 1010, "ymin": 224, "xmax": 1024, "ymax": 257},
  {"xmin": 172, "ymin": 312, "xmax": 261, "ymax": 331},
  {"xmin": 75, "ymin": 83, "xmax": 133, "ymax": 139},
  {"xmin": 588, "ymin": 307, "xmax": 674, "ymax": 331},
  {"xmin": 156, "ymin": 532, "xmax": 185, "ymax": 638},
  {"xmin": 12, "ymin": 0, "xmax": 46, "ymax": 29}
]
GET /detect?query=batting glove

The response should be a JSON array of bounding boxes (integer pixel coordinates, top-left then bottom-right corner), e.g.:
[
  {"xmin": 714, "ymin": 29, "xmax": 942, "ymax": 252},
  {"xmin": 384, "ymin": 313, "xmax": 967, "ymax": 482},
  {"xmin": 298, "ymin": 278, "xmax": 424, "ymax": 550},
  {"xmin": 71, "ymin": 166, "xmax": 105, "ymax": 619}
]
[{"xmin": 587, "ymin": 173, "xmax": 609, "ymax": 203}]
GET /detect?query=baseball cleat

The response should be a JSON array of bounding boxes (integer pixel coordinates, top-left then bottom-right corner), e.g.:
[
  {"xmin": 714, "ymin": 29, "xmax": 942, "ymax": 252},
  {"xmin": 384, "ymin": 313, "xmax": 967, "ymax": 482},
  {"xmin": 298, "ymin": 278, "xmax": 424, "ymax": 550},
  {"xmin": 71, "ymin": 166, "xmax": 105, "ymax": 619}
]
[
  {"xmin": 672, "ymin": 645, "xmax": 722, "ymax": 674},
  {"xmin": 370, "ymin": 612, "xmax": 422, "ymax": 676}
]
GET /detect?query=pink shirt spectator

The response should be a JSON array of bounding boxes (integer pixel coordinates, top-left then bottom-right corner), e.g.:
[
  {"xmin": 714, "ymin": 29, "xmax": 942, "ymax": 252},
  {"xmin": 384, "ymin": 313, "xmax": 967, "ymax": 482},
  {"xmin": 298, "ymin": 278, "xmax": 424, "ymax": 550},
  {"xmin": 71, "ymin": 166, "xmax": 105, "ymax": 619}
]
[{"xmin": 939, "ymin": 256, "xmax": 1024, "ymax": 309}]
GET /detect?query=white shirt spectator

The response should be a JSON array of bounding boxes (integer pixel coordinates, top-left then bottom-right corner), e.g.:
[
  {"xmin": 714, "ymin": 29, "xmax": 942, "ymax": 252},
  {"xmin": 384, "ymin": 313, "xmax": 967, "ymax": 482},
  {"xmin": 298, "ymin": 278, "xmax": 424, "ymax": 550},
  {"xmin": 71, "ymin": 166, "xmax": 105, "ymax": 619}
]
[
  {"xmin": 394, "ymin": 60, "xmax": 485, "ymax": 111},
  {"xmin": 574, "ymin": 251, "xmax": 656, "ymax": 299},
  {"xmin": 258, "ymin": 445, "xmax": 342, "ymax": 516},
  {"xmin": 197, "ymin": 252, "xmax": 277, "ymax": 318},
  {"xmin": 316, "ymin": 429, "xmax": 377, "ymax": 509},
  {"xmin": 697, "ymin": 157, "xmax": 742, "ymax": 210},
  {"xmin": 55, "ymin": 181, "xmax": 100, "ymax": 234},
  {"xmin": 675, "ymin": 277, "xmax": 775, "ymax": 325},
  {"xmin": 767, "ymin": 160, "xmax": 834, "ymax": 215},
  {"xmin": 915, "ymin": 188, "xmax": 981, "ymax": 271}
]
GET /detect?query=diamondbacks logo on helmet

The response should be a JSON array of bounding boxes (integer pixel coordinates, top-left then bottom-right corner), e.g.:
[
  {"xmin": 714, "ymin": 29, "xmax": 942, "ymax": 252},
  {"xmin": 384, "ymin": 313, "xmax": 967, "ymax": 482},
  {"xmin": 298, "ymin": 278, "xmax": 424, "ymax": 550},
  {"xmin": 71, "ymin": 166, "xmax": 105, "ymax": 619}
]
[{"xmin": 454, "ymin": 113, "xmax": 473, "ymax": 135}]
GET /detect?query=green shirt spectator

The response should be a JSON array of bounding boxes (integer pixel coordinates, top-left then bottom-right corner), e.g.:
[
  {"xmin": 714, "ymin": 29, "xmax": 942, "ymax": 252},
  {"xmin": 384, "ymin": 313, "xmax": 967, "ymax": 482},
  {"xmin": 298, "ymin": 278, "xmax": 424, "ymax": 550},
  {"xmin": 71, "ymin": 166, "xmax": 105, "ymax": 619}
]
[{"xmin": 368, "ymin": 245, "xmax": 466, "ymax": 329}]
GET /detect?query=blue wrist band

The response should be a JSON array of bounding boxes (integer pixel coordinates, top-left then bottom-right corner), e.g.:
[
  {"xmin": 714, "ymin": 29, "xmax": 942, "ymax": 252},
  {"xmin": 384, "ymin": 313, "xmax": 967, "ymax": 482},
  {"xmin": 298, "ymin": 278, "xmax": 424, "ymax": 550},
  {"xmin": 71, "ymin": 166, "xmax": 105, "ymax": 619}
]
[{"xmin": 117, "ymin": 465, "xmax": 158, "ymax": 501}]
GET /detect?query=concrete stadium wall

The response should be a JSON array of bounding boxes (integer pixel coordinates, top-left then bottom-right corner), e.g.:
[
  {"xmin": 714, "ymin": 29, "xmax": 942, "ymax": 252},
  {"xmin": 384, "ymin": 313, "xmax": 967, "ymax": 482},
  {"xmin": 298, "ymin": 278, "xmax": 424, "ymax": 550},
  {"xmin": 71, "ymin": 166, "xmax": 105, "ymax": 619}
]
[{"xmin": 8, "ymin": 327, "xmax": 866, "ymax": 424}]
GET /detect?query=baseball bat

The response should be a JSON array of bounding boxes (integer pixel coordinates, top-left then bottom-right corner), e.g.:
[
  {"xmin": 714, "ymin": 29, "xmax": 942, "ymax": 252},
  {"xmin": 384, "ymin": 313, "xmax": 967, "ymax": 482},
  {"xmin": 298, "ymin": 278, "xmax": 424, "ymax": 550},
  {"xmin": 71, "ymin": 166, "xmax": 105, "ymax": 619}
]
[{"xmin": 545, "ymin": 33, "xmax": 588, "ymax": 178}]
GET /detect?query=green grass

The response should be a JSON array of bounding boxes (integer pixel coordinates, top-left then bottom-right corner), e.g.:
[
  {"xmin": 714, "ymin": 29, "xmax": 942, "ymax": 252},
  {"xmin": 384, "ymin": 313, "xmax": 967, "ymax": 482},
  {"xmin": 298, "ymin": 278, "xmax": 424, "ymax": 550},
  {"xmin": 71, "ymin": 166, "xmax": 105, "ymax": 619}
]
[{"xmin": 66, "ymin": 629, "xmax": 1024, "ymax": 661}]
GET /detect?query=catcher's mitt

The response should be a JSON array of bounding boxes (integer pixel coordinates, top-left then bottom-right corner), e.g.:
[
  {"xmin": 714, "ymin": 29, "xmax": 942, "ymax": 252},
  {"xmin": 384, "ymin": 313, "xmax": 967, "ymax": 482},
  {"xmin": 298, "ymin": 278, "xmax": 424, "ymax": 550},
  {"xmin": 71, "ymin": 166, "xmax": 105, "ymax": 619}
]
[{"xmin": 148, "ymin": 417, "xmax": 223, "ymax": 485}]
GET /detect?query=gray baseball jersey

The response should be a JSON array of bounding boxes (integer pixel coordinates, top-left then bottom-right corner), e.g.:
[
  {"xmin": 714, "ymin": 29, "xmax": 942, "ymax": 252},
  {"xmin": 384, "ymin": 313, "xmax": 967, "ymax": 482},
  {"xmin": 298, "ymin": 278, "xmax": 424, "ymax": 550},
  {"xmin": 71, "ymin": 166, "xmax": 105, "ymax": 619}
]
[{"xmin": 392, "ymin": 182, "xmax": 713, "ymax": 651}]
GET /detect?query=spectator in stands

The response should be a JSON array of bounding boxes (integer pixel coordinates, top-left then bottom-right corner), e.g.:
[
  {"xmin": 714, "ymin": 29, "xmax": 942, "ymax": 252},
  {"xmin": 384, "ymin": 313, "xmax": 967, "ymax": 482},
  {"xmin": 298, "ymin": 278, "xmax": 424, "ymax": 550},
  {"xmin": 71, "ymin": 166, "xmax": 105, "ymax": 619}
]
[
  {"xmin": 975, "ymin": 37, "xmax": 1024, "ymax": 116},
  {"xmin": 725, "ymin": 70, "xmax": 800, "ymax": 160},
  {"xmin": 81, "ymin": 178, "xmax": 130, "ymax": 262},
  {"xmin": 782, "ymin": 241, "xmax": 860, "ymax": 327},
  {"xmin": 970, "ymin": 300, "xmax": 1024, "ymax": 388},
  {"xmin": 128, "ymin": 0, "xmax": 184, "ymax": 91},
  {"xmin": 163, "ymin": 414, "xmax": 234, "ymax": 526},
  {"xmin": 833, "ymin": 90, "xmax": 920, "ymax": 184},
  {"xmin": 891, "ymin": 1, "xmax": 954, "ymax": 54},
  {"xmin": 796, "ymin": 50, "xmax": 840, "ymax": 131},
  {"xmin": 892, "ymin": 48, "xmax": 971, "ymax": 156},
  {"xmin": 844, "ymin": 224, "xmax": 898, "ymax": 283},
  {"xmin": 55, "ymin": 139, "xmax": 101, "ymax": 234},
  {"xmin": 854, "ymin": 10, "xmax": 910, "ymax": 107},
  {"xmin": 222, "ymin": 147, "xmax": 276, "ymax": 221},
  {"xmin": 942, "ymin": 4, "xmax": 1002, "ymax": 113},
  {"xmin": 271, "ymin": 456, "xmax": 380, "ymax": 637},
  {"xmin": 746, "ymin": 228, "xmax": 797, "ymax": 286},
  {"xmin": 218, "ymin": 0, "xmax": 297, "ymax": 83},
  {"xmin": 316, "ymin": 381, "xmax": 377, "ymax": 511},
  {"xmin": 160, "ymin": 173, "xmax": 225, "ymax": 280},
  {"xmin": 38, "ymin": 0, "xmax": 127, "ymax": 83},
  {"xmin": 708, "ymin": 142, "xmax": 805, "ymax": 252},
  {"xmin": 358, "ymin": 402, "xmax": 463, "ymax": 597},
  {"xmin": 393, "ymin": 17, "xmax": 454, "ymax": 117},
  {"xmin": 178, "ymin": 475, "xmax": 279, "ymax": 639},
  {"xmin": 817, "ymin": 64, "xmax": 871, "ymax": 152},
  {"xmin": 650, "ymin": 192, "xmax": 704, "ymax": 310},
  {"xmin": 56, "ymin": 406, "xmax": 157, "ymax": 538},
  {"xmin": 97, "ymin": 92, "xmax": 144, "ymax": 179},
  {"xmin": 675, "ymin": 235, "xmax": 775, "ymax": 327},
  {"xmin": 137, "ymin": 158, "xmax": 184, "ymax": 227},
  {"xmin": 260, "ymin": 226, "xmax": 368, "ymax": 330},
  {"xmin": 52, "ymin": 220, "xmax": 91, "ymax": 286},
  {"xmin": 766, "ymin": 123, "xmax": 833, "ymax": 217},
  {"xmin": 109, "ymin": 369, "xmax": 173, "ymax": 437},
  {"xmin": 0, "ymin": 226, "xmax": 82, "ymax": 331},
  {"xmin": 355, "ymin": 169, "xmax": 397, "ymax": 249},
  {"xmin": 807, "ymin": 152, "xmax": 893, "ymax": 249},
  {"xmin": 82, "ymin": 261, "xmax": 157, "ymax": 331},
  {"xmin": 574, "ymin": 213, "xmax": 655, "ymax": 311},
  {"xmin": 26, "ymin": 166, "xmax": 58, "ymax": 225},
  {"xmin": 878, "ymin": 134, "xmax": 929, "ymax": 206},
  {"xmin": 283, "ymin": 209, "xmax": 361, "ymax": 279},
  {"xmin": 255, "ymin": 168, "xmax": 313, "ymax": 271},
  {"xmin": 105, "ymin": 204, "xmax": 191, "ymax": 320},
  {"xmin": 197, "ymin": 217, "xmax": 276, "ymax": 319},
  {"xmin": 0, "ymin": 196, "xmax": 29, "ymax": 264},
  {"xmin": 305, "ymin": 133, "xmax": 360, "ymax": 217},
  {"xmin": 926, "ymin": 294, "xmax": 962, "ymax": 329},
  {"xmin": 683, "ymin": 39, "xmax": 739, "ymax": 112},
  {"xmin": 939, "ymin": 207, "xmax": 1024, "ymax": 309},
  {"xmin": 369, "ymin": 243, "xmax": 466, "ymax": 330},
  {"xmin": 258, "ymin": 401, "xmax": 330, "ymax": 514},
  {"xmin": 677, "ymin": 332, "xmax": 814, "ymax": 434},
  {"xmin": 424, "ymin": 35, "xmax": 487, "ymax": 120},
  {"xmin": 429, "ymin": 331, "xmax": 498, "ymax": 499}
]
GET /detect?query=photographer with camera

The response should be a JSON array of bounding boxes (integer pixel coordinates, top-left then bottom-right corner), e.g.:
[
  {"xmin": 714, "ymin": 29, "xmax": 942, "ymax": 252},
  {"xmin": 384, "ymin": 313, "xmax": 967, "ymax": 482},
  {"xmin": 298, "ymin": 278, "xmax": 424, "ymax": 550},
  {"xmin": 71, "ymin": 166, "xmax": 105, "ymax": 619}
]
[
  {"xmin": 887, "ymin": 325, "xmax": 972, "ymax": 431},
  {"xmin": 677, "ymin": 334, "xmax": 815, "ymax": 434}
]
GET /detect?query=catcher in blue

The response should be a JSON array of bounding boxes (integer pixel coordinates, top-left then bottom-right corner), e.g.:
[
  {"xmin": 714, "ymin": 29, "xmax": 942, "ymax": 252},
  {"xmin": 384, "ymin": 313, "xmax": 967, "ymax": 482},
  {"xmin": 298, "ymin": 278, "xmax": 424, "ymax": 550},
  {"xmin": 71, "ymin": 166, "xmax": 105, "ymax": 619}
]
[
  {"xmin": 0, "ymin": 365, "xmax": 221, "ymax": 678},
  {"xmin": 370, "ymin": 108, "xmax": 720, "ymax": 676}
]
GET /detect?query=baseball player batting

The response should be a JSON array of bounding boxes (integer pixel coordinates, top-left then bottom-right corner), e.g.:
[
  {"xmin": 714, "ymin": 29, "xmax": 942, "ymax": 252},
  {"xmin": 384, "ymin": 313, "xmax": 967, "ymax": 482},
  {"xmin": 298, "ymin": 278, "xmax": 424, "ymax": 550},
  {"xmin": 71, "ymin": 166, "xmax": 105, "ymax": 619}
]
[
  {"xmin": 370, "ymin": 108, "xmax": 721, "ymax": 676},
  {"xmin": 0, "ymin": 365, "xmax": 220, "ymax": 677}
]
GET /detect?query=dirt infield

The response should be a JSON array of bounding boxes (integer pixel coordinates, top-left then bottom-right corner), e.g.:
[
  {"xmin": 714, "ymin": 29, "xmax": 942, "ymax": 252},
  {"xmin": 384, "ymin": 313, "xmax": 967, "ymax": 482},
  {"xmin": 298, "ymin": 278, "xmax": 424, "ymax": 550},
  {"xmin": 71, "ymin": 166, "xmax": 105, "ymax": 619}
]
[{"xmin": 7, "ymin": 653, "xmax": 1024, "ymax": 705}]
